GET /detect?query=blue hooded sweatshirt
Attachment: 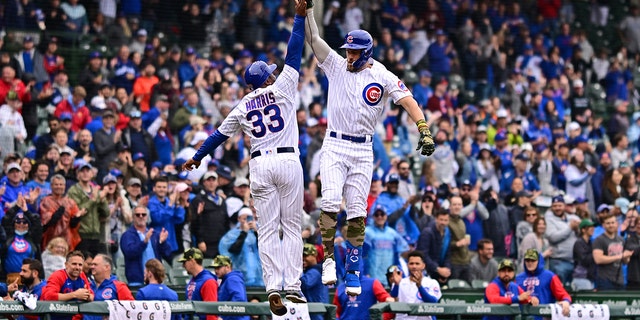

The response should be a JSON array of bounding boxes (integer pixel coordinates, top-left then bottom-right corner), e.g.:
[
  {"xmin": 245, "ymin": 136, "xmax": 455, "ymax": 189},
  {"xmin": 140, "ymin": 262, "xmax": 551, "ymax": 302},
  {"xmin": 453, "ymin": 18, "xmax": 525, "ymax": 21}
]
[
  {"xmin": 218, "ymin": 270, "xmax": 249, "ymax": 320},
  {"xmin": 515, "ymin": 254, "xmax": 571, "ymax": 320}
]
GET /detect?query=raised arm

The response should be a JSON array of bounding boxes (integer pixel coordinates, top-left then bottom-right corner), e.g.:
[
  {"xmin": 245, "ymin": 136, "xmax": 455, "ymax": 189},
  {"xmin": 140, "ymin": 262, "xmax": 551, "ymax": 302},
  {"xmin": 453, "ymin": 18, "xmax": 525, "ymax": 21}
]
[
  {"xmin": 304, "ymin": 2, "xmax": 331, "ymax": 63},
  {"xmin": 284, "ymin": 0, "xmax": 307, "ymax": 71}
]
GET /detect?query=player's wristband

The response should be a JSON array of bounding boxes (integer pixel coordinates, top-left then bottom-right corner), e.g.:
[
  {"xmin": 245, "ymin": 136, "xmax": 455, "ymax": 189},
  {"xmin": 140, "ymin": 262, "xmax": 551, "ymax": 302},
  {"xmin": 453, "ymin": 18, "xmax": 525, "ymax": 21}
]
[{"xmin": 416, "ymin": 119, "xmax": 428, "ymax": 132}]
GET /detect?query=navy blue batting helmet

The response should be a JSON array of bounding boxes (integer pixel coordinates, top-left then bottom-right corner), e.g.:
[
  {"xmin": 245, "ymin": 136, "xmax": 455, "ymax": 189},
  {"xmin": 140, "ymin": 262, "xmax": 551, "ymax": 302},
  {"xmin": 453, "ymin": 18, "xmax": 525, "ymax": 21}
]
[
  {"xmin": 340, "ymin": 29, "xmax": 373, "ymax": 70},
  {"xmin": 244, "ymin": 61, "xmax": 277, "ymax": 89}
]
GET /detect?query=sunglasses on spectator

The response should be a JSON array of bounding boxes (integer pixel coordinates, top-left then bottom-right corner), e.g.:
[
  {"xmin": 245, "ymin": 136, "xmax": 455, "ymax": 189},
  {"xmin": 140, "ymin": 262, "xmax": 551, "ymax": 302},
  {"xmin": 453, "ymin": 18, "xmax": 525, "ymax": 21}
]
[
  {"xmin": 15, "ymin": 220, "xmax": 28, "ymax": 224},
  {"xmin": 374, "ymin": 212, "xmax": 386, "ymax": 217},
  {"xmin": 461, "ymin": 188, "xmax": 471, "ymax": 191},
  {"xmin": 399, "ymin": 167, "xmax": 410, "ymax": 170},
  {"xmin": 135, "ymin": 213, "xmax": 147, "ymax": 217},
  {"xmin": 526, "ymin": 213, "xmax": 537, "ymax": 217}
]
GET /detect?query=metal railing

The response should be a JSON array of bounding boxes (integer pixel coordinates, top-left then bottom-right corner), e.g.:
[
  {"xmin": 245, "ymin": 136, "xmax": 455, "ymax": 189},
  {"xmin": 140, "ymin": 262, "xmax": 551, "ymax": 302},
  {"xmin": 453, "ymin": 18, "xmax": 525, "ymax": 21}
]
[
  {"xmin": 368, "ymin": 302, "xmax": 640, "ymax": 320},
  {"xmin": 0, "ymin": 301, "xmax": 336, "ymax": 320}
]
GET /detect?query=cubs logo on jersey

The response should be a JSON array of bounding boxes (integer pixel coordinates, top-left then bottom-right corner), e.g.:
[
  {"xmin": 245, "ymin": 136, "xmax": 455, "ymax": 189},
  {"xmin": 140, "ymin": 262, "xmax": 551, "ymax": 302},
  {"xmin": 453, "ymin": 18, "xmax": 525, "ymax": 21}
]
[
  {"xmin": 397, "ymin": 80, "xmax": 409, "ymax": 92},
  {"xmin": 101, "ymin": 287, "xmax": 113, "ymax": 299},
  {"xmin": 11, "ymin": 238, "xmax": 29, "ymax": 253},
  {"xmin": 362, "ymin": 83, "xmax": 384, "ymax": 106}
]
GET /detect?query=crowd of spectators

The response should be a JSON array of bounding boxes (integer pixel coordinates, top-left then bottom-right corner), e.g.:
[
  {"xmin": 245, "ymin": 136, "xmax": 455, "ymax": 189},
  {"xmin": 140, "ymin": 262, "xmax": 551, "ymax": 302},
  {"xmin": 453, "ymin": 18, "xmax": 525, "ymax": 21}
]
[{"xmin": 0, "ymin": 0, "xmax": 637, "ymax": 303}]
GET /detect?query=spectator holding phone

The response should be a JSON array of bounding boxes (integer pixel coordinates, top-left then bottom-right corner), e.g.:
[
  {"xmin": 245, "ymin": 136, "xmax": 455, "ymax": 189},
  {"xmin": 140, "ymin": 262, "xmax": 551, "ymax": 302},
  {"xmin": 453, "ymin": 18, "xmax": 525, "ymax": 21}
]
[{"xmin": 218, "ymin": 207, "xmax": 263, "ymax": 287}]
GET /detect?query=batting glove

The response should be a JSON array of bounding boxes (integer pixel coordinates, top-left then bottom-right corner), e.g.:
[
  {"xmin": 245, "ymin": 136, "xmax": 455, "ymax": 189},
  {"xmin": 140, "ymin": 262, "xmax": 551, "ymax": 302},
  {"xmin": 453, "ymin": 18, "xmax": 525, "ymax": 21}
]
[
  {"xmin": 306, "ymin": 0, "xmax": 314, "ymax": 9},
  {"xmin": 416, "ymin": 119, "xmax": 435, "ymax": 156}
]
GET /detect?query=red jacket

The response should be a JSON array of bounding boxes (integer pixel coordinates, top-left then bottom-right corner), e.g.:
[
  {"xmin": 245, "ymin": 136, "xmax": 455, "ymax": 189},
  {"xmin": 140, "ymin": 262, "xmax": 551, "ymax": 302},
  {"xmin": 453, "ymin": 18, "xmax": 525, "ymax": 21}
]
[
  {"xmin": 42, "ymin": 269, "xmax": 94, "ymax": 320},
  {"xmin": 55, "ymin": 99, "xmax": 91, "ymax": 132},
  {"xmin": 0, "ymin": 79, "xmax": 31, "ymax": 105}
]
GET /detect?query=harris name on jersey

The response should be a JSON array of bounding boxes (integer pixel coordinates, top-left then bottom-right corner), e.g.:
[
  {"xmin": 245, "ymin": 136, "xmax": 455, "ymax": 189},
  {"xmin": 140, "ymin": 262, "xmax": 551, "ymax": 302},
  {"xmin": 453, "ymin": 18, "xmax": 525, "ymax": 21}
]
[{"xmin": 246, "ymin": 92, "xmax": 276, "ymax": 112}]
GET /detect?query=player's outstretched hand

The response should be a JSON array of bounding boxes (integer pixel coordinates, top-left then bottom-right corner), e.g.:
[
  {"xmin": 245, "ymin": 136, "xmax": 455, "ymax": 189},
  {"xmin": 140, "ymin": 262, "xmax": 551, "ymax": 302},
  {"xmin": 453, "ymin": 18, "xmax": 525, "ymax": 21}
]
[
  {"xmin": 416, "ymin": 120, "xmax": 435, "ymax": 156},
  {"xmin": 182, "ymin": 159, "xmax": 201, "ymax": 171},
  {"xmin": 296, "ymin": 0, "xmax": 307, "ymax": 15}
]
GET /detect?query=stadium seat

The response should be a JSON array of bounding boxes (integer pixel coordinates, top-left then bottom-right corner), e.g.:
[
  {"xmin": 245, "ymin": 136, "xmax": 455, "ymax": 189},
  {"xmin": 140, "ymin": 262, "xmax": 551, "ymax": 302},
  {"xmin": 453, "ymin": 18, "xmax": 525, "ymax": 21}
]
[
  {"xmin": 116, "ymin": 267, "xmax": 128, "ymax": 284},
  {"xmin": 471, "ymin": 280, "xmax": 489, "ymax": 289},
  {"xmin": 447, "ymin": 279, "xmax": 472, "ymax": 290}
]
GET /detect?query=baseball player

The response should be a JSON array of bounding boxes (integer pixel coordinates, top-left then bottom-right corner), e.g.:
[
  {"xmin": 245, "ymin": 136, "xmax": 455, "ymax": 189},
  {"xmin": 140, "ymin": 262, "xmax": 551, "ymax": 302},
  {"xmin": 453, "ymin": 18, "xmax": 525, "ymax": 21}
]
[
  {"xmin": 182, "ymin": 0, "xmax": 308, "ymax": 316},
  {"xmin": 303, "ymin": 1, "xmax": 435, "ymax": 296}
]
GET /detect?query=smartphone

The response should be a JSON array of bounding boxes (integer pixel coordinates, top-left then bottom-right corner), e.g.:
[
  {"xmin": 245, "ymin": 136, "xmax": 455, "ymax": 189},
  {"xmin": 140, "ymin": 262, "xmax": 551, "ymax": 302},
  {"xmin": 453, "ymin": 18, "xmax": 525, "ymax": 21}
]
[{"xmin": 246, "ymin": 215, "xmax": 254, "ymax": 222}]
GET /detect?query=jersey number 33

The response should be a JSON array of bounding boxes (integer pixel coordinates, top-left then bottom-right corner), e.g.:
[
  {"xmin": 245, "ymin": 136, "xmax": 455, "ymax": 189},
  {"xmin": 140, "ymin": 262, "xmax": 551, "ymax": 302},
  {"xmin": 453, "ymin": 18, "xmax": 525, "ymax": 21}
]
[{"xmin": 247, "ymin": 104, "xmax": 285, "ymax": 138}]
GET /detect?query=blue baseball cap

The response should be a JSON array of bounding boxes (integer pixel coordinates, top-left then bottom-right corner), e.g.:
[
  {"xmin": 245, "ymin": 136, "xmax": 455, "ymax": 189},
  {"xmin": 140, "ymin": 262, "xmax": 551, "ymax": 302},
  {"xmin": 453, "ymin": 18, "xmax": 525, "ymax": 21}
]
[
  {"xmin": 552, "ymin": 195, "xmax": 565, "ymax": 204},
  {"xmin": 574, "ymin": 196, "xmax": 588, "ymax": 204},
  {"xmin": 178, "ymin": 171, "xmax": 189, "ymax": 180},
  {"xmin": 89, "ymin": 51, "xmax": 102, "ymax": 59},
  {"xmin": 535, "ymin": 144, "xmax": 548, "ymax": 153},
  {"xmin": 373, "ymin": 204, "xmax": 387, "ymax": 215},
  {"xmin": 133, "ymin": 152, "xmax": 145, "ymax": 161},
  {"xmin": 73, "ymin": 159, "xmax": 93, "ymax": 171},
  {"xmin": 59, "ymin": 112, "xmax": 72, "ymax": 121},
  {"xmin": 109, "ymin": 168, "xmax": 123, "ymax": 177},
  {"xmin": 386, "ymin": 173, "xmax": 400, "ymax": 184},
  {"xmin": 151, "ymin": 161, "xmax": 163, "ymax": 170},
  {"xmin": 217, "ymin": 165, "xmax": 233, "ymax": 180},
  {"xmin": 208, "ymin": 159, "xmax": 220, "ymax": 167},
  {"xmin": 573, "ymin": 135, "xmax": 588, "ymax": 144},
  {"xmin": 185, "ymin": 46, "xmax": 196, "ymax": 55},
  {"xmin": 494, "ymin": 132, "xmax": 507, "ymax": 141}
]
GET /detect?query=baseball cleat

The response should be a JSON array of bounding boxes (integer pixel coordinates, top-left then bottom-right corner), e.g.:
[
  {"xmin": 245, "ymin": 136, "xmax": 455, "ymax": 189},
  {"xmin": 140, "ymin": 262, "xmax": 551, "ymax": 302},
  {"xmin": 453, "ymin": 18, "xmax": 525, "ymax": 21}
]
[
  {"xmin": 322, "ymin": 258, "xmax": 337, "ymax": 285},
  {"xmin": 285, "ymin": 290, "xmax": 307, "ymax": 303},
  {"xmin": 268, "ymin": 291, "xmax": 287, "ymax": 316},
  {"xmin": 345, "ymin": 272, "xmax": 361, "ymax": 296}
]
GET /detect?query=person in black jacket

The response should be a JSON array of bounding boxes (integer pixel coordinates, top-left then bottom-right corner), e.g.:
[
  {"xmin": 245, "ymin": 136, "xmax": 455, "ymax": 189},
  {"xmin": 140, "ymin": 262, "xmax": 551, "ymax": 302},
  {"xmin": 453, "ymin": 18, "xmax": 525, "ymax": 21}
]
[
  {"xmin": 416, "ymin": 209, "xmax": 451, "ymax": 285},
  {"xmin": 190, "ymin": 171, "xmax": 230, "ymax": 258},
  {"xmin": 572, "ymin": 219, "xmax": 596, "ymax": 290},
  {"xmin": 120, "ymin": 109, "xmax": 157, "ymax": 168}
]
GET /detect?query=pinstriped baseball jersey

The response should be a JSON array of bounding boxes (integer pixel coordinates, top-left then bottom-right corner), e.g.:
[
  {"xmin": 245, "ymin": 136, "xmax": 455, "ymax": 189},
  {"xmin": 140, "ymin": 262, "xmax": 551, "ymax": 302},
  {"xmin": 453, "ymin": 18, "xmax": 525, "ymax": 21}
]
[
  {"xmin": 216, "ymin": 65, "xmax": 299, "ymax": 151},
  {"xmin": 318, "ymin": 51, "xmax": 413, "ymax": 136}
]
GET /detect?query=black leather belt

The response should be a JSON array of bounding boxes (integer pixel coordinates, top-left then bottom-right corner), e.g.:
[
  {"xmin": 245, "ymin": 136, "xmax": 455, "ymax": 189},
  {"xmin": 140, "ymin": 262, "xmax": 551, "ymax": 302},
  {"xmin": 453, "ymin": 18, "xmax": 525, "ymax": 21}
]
[
  {"xmin": 329, "ymin": 131, "xmax": 369, "ymax": 143},
  {"xmin": 250, "ymin": 147, "xmax": 296, "ymax": 159}
]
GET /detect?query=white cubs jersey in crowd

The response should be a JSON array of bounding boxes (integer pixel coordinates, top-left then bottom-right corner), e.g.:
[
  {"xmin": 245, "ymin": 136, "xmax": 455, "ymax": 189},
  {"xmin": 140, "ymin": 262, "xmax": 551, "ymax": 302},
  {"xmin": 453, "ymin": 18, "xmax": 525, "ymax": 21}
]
[
  {"xmin": 318, "ymin": 50, "xmax": 413, "ymax": 136},
  {"xmin": 217, "ymin": 64, "xmax": 299, "ymax": 151},
  {"xmin": 396, "ymin": 276, "xmax": 442, "ymax": 320}
]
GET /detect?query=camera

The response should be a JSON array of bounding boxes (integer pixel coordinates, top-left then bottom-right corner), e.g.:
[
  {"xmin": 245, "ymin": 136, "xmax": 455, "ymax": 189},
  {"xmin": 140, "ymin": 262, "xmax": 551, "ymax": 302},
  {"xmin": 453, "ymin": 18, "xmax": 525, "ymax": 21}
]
[{"xmin": 246, "ymin": 215, "xmax": 254, "ymax": 222}]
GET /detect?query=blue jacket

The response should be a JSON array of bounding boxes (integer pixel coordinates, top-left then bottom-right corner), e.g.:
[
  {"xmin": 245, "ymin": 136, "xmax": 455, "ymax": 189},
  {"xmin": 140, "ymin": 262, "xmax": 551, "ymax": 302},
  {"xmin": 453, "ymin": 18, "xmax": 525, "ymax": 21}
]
[
  {"xmin": 120, "ymin": 225, "xmax": 173, "ymax": 285},
  {"xmin": 483, "ymin": 277, "xmax": 523, "ymax": 320},
  {"xmin": 1, "ymin": 181, "xmax": 30, "ymax": 217},
  {"xmin": 218, "ymin": 270, "xmax": 249, "ymax": 320},
  {"xmin": 364, "ymin": 224, "xmax": 408, "ymax": 283},
  {"xmin": 515, "ymin": 255, "xmax": 571, "ymax": 320},
  {"xmin": 218, "ymin": 228, "xmax": 263, "ymax": 287},
  {"xmin": 302, "ymin": 264, "xmax": 329, "ymax": 314},
  {"xmin": 335, "ymin": 276, "xmax": 388, "ymax": 320},
  {"xmin": 136, "ymin": 283, "xmax": 178, "ymax": 300},
  {"xmin": 86, "ymin": 276, "xmax": 134, "ymax": 320},
  {"xmin": 186, "ymin": 269, "xmax": 218, "ymax": 320},
  {"xmin": 148, "ymin": 195, "xmax": 185, "ymax": 253},
  {"xmin": 136, "ymin": 284, "xmax": 180, "ymax": 320}
]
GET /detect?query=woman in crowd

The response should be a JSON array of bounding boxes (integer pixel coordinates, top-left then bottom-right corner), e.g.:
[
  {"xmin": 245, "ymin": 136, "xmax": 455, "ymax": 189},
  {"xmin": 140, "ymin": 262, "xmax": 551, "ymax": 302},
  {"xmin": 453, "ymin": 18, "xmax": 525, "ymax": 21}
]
[
  {"xmin": 518, "ymin": 216, "xmax": 551, "ymax": 272},
  {"xmin": 103, "ymin": 174, "xmax": 131, "ymax": 262},
  {"xmin": 41, "ymin": 237, "xmax": 68, "ymax": 278},
  {"xmin": 515, "ymin": 206, "xmax": 538, "ymax": 246},
  {"xmin": 565, "ymin": 148, "xmax": 594, "ymax": 201},
  {"xmin": 476, "ymin": 144, "xmax": 499, "ymax": 193},
  {"xmin": 602, "ymin": 168, "xmax": 623, "ymax": 205}
]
